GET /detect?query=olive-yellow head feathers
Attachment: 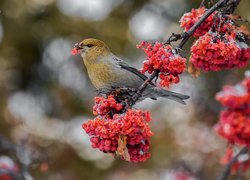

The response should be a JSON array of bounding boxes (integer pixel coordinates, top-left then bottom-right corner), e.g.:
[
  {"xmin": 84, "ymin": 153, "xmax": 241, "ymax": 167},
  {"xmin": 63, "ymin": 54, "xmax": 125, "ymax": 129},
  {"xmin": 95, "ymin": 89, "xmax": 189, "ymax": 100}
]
[{"xmin": 71, "ymin": 38, "xmax": 110, "ymax": 63}]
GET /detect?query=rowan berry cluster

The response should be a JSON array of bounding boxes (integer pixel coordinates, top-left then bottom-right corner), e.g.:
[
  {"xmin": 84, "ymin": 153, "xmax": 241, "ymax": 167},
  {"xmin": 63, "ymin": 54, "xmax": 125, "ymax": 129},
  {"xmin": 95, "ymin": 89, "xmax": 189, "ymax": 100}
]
[
  {"xmin": 190, "ymin": 32, "xmax": 250, "ymax": 72},
  {"xmin": 180, "ymin": 7, "xmax": 233, "ymax": 38},
  {"xmin": 180, "ymin": 7, "xmax": 250, "ymax": 72},
  {"xmin": 214, "ymin": 75, "xmax": 250, "ymax": 146},
  {"xmin": 216, "ymin": 77, "xmax": 250, "ymax": 146},
  {"xmin": 215, "ymin": 74, "xmax": 250, "ymax": 171},
  {"xmin": 137, "ymin": 41, "xmax": 186, "ymax": 88},
  {"xmin": 180, "ymin": 7, "xmax": 215, "ymax": 38},
  {"xmin": 82, "ymin": 96, "xmax": 153, "ymax": 162}
]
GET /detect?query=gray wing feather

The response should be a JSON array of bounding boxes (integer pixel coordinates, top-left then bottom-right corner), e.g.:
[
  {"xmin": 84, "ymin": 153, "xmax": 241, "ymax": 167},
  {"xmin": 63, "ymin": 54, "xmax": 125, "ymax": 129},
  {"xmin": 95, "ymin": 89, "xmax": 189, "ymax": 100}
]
[{"xmin": 113, "ymin": 57, "xmax": 148, "ymax": 81}]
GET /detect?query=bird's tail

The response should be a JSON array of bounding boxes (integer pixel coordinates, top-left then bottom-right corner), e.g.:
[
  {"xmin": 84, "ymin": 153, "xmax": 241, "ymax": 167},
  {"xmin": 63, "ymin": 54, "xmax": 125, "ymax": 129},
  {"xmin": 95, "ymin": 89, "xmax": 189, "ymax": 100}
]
[{"xmin": 144, "ymin": 87, "xmax": 189, "ymax": 104}]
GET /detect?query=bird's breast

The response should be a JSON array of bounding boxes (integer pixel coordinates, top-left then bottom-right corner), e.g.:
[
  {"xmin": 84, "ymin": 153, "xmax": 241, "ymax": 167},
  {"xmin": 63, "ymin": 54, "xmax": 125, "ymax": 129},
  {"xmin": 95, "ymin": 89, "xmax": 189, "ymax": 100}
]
[
  {"xmin": 84, "ymin": 55, "xmax": 143, "ymax": 90},
  {"xmin": 86, "ymin": 62, "xmax": 117, "ymax": 89}
]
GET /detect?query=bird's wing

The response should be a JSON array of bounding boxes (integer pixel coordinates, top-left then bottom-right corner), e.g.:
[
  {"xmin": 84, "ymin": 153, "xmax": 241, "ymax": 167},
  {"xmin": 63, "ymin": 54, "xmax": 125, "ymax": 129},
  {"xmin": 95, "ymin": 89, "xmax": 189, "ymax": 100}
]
[{"xmin": 113, "ymin": 57, "xmax": 148, "ymax": 81}]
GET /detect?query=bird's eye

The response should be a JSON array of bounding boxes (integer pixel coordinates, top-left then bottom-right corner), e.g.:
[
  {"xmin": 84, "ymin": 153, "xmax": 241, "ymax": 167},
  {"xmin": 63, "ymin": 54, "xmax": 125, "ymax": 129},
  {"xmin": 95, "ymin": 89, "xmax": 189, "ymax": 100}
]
[{"xmin": 86, "ymin": 44, "xmax": 93, "ymax": 48}]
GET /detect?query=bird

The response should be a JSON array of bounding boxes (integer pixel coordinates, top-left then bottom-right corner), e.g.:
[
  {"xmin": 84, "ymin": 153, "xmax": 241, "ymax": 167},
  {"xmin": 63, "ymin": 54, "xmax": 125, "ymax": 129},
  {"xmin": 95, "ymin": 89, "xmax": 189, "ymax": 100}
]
[{"xmin": 72, "ymin": 38, "xmax": 189, "ymax": 104}]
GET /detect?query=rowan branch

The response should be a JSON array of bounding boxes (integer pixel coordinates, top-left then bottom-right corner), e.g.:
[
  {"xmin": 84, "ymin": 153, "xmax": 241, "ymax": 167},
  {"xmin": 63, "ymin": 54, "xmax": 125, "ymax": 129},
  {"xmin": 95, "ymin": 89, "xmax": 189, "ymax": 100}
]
[
  {"xmin": 131, "ymin": 0, "xmax": 241, "ymax": 106},
  {"xmin": 217, "ymin": 147, "xmax": 249, "ymax": 180}
]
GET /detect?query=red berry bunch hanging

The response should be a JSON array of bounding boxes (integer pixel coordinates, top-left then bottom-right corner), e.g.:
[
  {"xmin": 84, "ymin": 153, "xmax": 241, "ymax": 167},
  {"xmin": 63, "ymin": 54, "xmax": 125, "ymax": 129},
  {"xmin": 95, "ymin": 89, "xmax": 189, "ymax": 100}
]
[
  {"xmin": 137, "ymin": 41, "xmax": 186, "ymax": 88},
  {"xmin": 179, "ymin": 7, "xmax": 234, "ymax": 38},
  {"xmin": 83, "ymin": 95, "xmax": 154, "ymax": 162},
  {"xmin": 215, "ymin": 74, "xmax": 250, "ymax": 171},
  {"xmin": 190, "ymin": 32, "xmax": 250, "ymax": 72},
  {"xmin": 214, "ymin": 74, "xmax": 250, "ymax": 147},
  {"xmin": 180, "ymin": 7, "xmax": 215, "ymax": 38}
]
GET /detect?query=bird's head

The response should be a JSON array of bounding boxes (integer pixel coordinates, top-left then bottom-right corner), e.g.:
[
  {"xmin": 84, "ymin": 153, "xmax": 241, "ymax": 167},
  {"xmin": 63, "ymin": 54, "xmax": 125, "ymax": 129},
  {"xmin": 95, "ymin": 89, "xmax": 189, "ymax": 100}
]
[{"xmin": 71, "ymin": 38, "xmax": 110, "ymax": 61}]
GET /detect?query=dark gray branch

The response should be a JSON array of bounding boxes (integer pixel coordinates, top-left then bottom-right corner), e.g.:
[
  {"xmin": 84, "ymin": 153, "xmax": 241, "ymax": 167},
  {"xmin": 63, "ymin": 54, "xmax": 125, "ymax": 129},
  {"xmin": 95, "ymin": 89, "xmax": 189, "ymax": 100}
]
[{"xmin": 217, "ymin": 147, "xmax": 249, "ymax": 180}]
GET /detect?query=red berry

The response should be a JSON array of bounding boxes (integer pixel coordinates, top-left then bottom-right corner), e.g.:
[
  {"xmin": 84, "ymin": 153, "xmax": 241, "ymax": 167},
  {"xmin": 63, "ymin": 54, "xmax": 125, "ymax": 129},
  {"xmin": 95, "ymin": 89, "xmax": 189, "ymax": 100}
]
[
  {"xmin": 90, "ymin": 137, "xmax": 100, "ymax": 144},
  {"xmin": 71, "ymin": 48, "xmax": 79, "ymax": 55},
  {"xmin": 191, "ymin": 32, "xmax": 249, "ymax": 72}
]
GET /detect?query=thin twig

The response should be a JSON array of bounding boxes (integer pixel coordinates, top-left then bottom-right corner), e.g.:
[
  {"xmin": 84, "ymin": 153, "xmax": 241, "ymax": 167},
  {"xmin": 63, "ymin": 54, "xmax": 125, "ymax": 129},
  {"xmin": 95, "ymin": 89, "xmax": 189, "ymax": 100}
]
[
  {"xmin": 200, "ymin": 0, "xmax": 209, "ymax": 7},
  {"xmin": 165, "ymin": 33, "xmax": 185, "ymax": 45},
  {"xmin": 217, "ymin": 147, "xmax": 249, "ymax": 180},
  {"xmin": 138, "ymin": 70, "xmax": 159, "ymax": 93},
  {"xmin": 236, "ymin": 165, "xmax": 243, "ymax": 180}
]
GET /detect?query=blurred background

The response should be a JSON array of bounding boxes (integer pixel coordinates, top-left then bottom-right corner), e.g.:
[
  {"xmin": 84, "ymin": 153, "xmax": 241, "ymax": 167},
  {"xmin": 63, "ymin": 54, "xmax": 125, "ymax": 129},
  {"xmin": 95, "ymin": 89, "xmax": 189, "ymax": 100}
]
[{"xmin": 0, "ymin": 0, "xmax": 249, "ymax": 179}]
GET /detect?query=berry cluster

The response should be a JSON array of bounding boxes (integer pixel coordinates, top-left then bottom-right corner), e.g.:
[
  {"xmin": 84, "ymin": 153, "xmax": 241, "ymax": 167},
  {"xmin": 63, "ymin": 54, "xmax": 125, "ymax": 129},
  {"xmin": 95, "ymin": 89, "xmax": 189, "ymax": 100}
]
[
  {"xmin": 180, "ymin": 7, "xmax": 233, "ymax": 38},
  {"xmin": 83, "ymin": 95, "xmax": 153, "ymax": 162},
  {"xmin": 180, "ymin": 7, "xmax": 215, "ymax": 38},
  {"xmin": 180, "ymin": 7, "xmax": 249, "ymax": 72},
  {"xmin": 216, "ymin": 85, "xmax": 249, "ymax": 110},
  {"xmin": 215, "ymin": 74, "xmax": 250, "ymax": 170},
  {"xmin": 137, "ymin": 41, "xmax": 186, "ymax": 88},
  {"xmin": 190, "ymin": 32, "xmax": 250, "ymax": 72},
  {"xmin": 93, "ymin": 95, "xmax": 123, "ymax": 118},
  {"xmin": 215, "ymin": 75, "xmax": 250, "ymax": 146},
  {"xmin": 221, "ymin": 146, "xmax": 250, "ymax": 172}
]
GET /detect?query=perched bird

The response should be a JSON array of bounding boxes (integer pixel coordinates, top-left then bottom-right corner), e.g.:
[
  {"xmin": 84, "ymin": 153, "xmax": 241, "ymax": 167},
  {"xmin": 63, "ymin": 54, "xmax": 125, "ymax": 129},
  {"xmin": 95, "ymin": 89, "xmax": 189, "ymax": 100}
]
[{"xmin": 72, "ymin": 38, "xmax": 189, "ymax": 104}]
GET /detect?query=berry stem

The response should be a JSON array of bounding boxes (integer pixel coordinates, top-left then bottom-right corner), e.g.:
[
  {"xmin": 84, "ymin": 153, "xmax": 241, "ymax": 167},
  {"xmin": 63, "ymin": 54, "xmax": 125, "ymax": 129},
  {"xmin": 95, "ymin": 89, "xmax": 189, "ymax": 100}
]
[
  {"xmin": 138, "ymin": 70, "xmax": 159, "ymax": 93},
  {"xmin": 130, "ymin": 70, "xmax": 159, "ymax": 106},
  {"xmin": 217, "ymin": 147, "xmax": 249, "ymax": 180}
]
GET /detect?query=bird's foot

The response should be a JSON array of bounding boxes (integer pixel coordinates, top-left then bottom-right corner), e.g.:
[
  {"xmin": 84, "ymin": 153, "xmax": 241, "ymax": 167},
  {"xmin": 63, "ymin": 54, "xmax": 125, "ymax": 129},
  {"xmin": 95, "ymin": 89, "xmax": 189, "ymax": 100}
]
[{"xmin": 96, "ymin": 88, "xmax": 113, "ymax": 97}]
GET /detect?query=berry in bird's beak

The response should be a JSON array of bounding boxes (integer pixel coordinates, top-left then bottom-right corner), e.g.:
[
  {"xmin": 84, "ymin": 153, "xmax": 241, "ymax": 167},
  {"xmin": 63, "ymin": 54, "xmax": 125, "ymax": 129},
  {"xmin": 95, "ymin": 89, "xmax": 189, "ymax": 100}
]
[
  {"xmin": 71, "ymin": 47, "xmax": 79, "ymax": 55},
  {"xmin": 71, "ymin": 42, "xmax": 83, "ymax": 56}
]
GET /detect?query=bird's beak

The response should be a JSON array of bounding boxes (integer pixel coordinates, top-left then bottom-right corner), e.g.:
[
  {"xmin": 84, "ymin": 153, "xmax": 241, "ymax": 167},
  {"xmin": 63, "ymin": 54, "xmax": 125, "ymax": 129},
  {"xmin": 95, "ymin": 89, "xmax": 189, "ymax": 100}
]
[{"xmin": 71, "ymin": 42, "xmax": 83, "ymax": 56}]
